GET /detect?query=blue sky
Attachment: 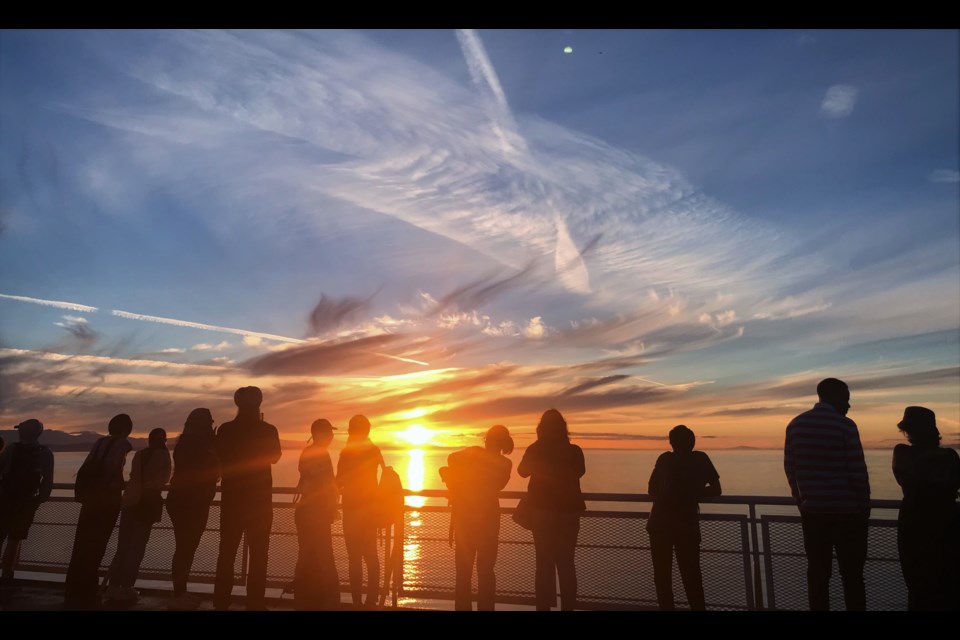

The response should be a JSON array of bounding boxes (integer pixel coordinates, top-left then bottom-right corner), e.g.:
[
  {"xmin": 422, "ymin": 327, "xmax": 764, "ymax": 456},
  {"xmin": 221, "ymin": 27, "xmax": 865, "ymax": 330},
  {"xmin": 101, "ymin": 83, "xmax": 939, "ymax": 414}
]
[{"xmin": 1, "ymin": 29, "xmax": 957, "ymax": 448}]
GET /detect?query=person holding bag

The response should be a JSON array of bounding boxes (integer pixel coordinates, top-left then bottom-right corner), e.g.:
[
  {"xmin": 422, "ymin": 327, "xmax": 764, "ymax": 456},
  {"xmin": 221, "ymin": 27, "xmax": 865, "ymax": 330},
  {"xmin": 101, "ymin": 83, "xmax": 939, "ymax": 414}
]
[{"xmin": 104, "ymin": 428, "xmax": 171, "ymax": 603}]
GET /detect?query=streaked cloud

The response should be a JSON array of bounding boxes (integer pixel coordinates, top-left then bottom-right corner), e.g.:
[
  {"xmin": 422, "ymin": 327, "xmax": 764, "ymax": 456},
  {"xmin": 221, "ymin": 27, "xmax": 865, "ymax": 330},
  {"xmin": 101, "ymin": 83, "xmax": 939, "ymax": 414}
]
[
  {"xmin": 928, "ymin": 169, "xmax": 960, "ymax": 183},
  {"xmin": 0, "ymin": 293, "xmax": 98, "ymax": 313}
]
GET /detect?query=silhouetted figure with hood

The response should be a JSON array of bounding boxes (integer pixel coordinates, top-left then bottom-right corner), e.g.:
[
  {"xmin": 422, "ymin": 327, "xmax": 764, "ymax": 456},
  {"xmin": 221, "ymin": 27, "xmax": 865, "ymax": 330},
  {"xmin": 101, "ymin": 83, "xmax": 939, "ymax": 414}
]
[
  {"xmin": 336, "ymin": 414, "xmax": 384, "ymax": 609},
  {"xmin": 892, "ymin": 406, "xmax": 960, "ymax": 610},
  {"xmin": 517, "ymin": 409, "xmax": 586, "ymax": 611},
  {"xmin": 64, "ymin": 413, "xmax": 134, "ymax": 610},
  {"xmin": 646, "ymin": 424, "xmax": 721, "ymax": 610},
  {"xmin": 166, "ymin": 408, "xmax": 220, "ymax": 610},
  {"xmin": 293, "ymin": 418, "xmax": 341, "ymax": 610},
  {"xmin": 213, "ymin": 387, "xmax": 282, "ymax": 611},
  {"xmin": 0, "ymin": 418, "xmax": 54, "ymax": 595},
  {"xmin": 440, "ymin": 424, "xmax": 514, "ymax": 611},
  {"xmin": 105, "ymin": 427, "xmax": 171, "ymax": 603}
]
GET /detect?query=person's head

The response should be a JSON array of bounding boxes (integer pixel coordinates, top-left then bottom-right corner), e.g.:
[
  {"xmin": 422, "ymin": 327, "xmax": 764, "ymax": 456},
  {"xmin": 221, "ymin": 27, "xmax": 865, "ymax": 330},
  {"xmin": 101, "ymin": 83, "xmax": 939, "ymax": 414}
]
[
  {"xmin": 108, "ymin": 413, "xmax": 134, "ymax": 437},
  {"xmin": 816, "ymin": 378, "xmax": 850, "ymax": 416},
  {"xmin": 310, "ymin": 418, "xmax": 337, "ymax": 447},
  {"xmin": 183, "ymin": 408, "xmax": 215, "ymax": 440},
  {"xmin": 668, "ymin": 424, "xmax": 696, "ymax": 453},
  {"xmin": 148, "ymin": 428, "xmax": 167, "ymax": 448},
  {"xmin": 897, "ymin": 406, "xmax": 941, "ymax": 448},
  {"xmin": 15, "ymin": 418, "xmax": 44, "ymax": 445},
  {"xmin": 234, "ymin": 386, "xmax": 263, "ymax": 412},
  {"xmin": 536, "ymin": 409, "xmax": 569, "ymax": 444},
  {"xmin": 347, "ymin": 414, "xmax": 371, "ymax": 442},
  {"xmin": 485, "ymin": 424, "xmax": 514, "ymax": 455}
]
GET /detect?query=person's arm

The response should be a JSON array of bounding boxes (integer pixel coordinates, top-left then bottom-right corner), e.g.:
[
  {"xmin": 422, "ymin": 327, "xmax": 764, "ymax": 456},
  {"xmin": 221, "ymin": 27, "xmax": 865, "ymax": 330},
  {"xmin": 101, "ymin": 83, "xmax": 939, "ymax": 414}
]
[
  {"xmin": 495, "ymin": 458, "xmax": 512, "ymax": 492},
  {"xmin": 160, "ymin": 450, "xmax": 172, "ymax": 487},
  {"xmin": 892, "ymin": 445, "xmax": 906, "ymax": 488},
  {"xmin": 267, "ymin": 425, "xmax": 282, "ymax": 465},
  {"xmin": 647, "ymin": 461, "xmax": 660, "ymax": 498},
  {"xmin": 572, "ymin": 445, "xmax": 586, "ymax": 479},
  {"xmin": 784, "ymin": 425, "xmax": 799, "ymax": 502},
  {"xmin": 700, "ymin": 453, "xmax": 721, "ymax": 498},
  {"xmin": 38, "ymin": 448, "xmax": 55, "ymax": 503},
  {"xmin": 516, "ymin": 446, "xmax": 533, "ymax": 478},
  {"xmin": 844, "ymin": 419, "xmax": 871, "ymax": 514}
]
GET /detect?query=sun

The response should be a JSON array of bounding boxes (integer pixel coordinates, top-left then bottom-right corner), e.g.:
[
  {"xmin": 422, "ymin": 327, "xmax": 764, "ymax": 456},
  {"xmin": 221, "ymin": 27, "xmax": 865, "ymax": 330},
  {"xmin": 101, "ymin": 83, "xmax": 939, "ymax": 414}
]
[{"xmin": 398, "ymin": 423, "xmax": 433, "ymax": 447}]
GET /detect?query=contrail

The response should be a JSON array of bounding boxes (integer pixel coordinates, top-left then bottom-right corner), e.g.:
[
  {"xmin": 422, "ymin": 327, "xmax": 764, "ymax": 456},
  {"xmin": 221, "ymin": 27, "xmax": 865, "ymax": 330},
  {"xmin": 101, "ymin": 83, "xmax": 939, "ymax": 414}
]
[
  {"xmin": 0, "ymin": 348, "xmax": 233, "ymax": 371},
  {"xmin": 110, "ymin": 309, "xmax": 306, "ymax": 344},
  {"xmin": 0, "ymin": 293, "xmax": 99, "ymax": 313},
  {"xmin": 455, "ymin": 29, "xmax": 527, "ymax": 156}
]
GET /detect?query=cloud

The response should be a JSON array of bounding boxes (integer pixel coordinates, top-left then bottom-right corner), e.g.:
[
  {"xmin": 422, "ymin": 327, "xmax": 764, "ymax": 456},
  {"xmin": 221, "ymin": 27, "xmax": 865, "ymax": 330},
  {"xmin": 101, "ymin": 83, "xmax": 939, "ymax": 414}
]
[
  {"xmin": 242, "ymin": 334, "xmax": 407, "ymax": 376},
  {"xmin": 308, "ymin": 291, "xmax": 380, "ymax": 337},
  {"xmin": 561, "ymin": 374, "xmax": 630, "ymax": 397},
  {"xmin": 522, "ymin": 316, "xmax": 549, "ymax": 339},
  {"xmin": 53, "ymin": 315, "xmax": 100, "ymax": 347},
  {"xmin": 928, "ymin": 169, "xmax": 960, "ymax": 183},
  {"xmin": 820, "ymin": 84, "xmax": 859, "ymax": 118},
  {"xmin": 190, "ymin": 341, "xmax": 231, "ymax": 352}
]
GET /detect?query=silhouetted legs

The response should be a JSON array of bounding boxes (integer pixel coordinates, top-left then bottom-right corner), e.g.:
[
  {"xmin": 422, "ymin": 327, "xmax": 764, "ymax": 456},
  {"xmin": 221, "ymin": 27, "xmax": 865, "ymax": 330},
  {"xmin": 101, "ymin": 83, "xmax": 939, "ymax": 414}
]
[
  {"xmin": 343, "ymin": 506, "xmax": 379, "ymax": 608},
  {"xmin": 650, "ymin": 526, "xmax": 706, "ymax": 610},
  {"xmin": 63, "ymin": 502, "xmax": 120, "ymax": 609},
  {"xmin": 167, "ymin": 496, "xmax": 211, "ymax": 597},
  {"xmin": 453, "ymin": 515, "xmax": 500, "ymax": 610},
  {"xmin": 107, "ymin": 507, "xmax": 154, "ymax": 588},
  {"xmin": 0, "ymin": 496, "xmax": 38, "ymax": 589},
  {"xmin": 800, "ymin": 511, "xmax": 868, "ymax": 611},
  {"xmin": 214, "ymin": 496, "xmax": 272, "ymax": 611},
  {"xmin": 898, "ymin": 511, "xmax": 960, "ymax": 611},
  {"xmin": 294, "ymin": 506, "xmax": 340, "ymax": 610},
  {"xmin": 532, "ymin": 511, "xmax": 580, "ymax": 611}
]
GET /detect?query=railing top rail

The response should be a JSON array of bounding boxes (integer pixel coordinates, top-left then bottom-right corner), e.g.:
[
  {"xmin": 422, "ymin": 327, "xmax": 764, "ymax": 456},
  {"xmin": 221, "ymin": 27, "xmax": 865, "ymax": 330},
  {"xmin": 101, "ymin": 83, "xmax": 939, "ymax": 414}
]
[{"xmin": 49, "ymin": 483, "xmax": 903, "ymax": 509}]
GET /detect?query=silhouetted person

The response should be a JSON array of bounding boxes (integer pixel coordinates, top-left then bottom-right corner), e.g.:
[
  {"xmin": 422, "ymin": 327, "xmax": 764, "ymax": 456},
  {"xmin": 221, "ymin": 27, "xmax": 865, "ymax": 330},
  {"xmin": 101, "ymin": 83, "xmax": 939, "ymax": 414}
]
[
  {"xmin": 166, "ymin": 408, "xmax": 220, "ymax": 610},
  {"xmin": 105, "ymin": 427, "xmax": 171, "ymax": 603},
  {"xmin": 293, "ymin": 418, "xmax": 341, "ymax": 610},
  {"xmin": 440, "ymin": 424, "xmax": 514, "ymax": 611},
  {"xmin": 646, "ymin": 425, "xmax": 721, "ymax": 611},
  {"xmin": 213, "ymin": 386, "xmax": 282, "ymax": 611},
  {"xmin": 517, "ymin": 409, "xmax": 586, "ymax": 611},
  {"xmin": 336, "ymin": 414, "xmax": 384, "ymax": 609},
  {"xmin": 0, "ymin": 419, "xmax": 54, "ymax": 595},
  {"xmin": 784, "ymin": 378, "xmax": 870, "ymax": 611},
  {"xmin": 892, "ymin": 406, "xmax": 960, "ymax": 610},
  {"xmin": 64, "ymin": 413, "xmax": 134, "ymax": 610}
]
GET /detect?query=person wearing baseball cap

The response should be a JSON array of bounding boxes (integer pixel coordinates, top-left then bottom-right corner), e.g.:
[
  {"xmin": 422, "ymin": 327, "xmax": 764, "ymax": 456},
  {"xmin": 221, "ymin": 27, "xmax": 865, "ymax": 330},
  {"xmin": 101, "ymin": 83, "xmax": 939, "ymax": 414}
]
[
  {"xmin": 0, "ymin": 419, "xmax": 55, "ymax": 595},
  {"xmin": 893, "ymin": 406, "xmax": 960, "ymax": 610},
  {"xmin": 292, "ymin": 418, "xmax": 341, "ymax": 610}
]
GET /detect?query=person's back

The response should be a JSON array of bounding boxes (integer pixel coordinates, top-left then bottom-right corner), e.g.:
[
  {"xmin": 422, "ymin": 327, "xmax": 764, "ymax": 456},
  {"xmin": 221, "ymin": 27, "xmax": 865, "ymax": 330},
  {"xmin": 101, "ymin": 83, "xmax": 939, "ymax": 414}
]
[
  {"xmin": 446, "ymin": 445, "xmax": 511, "ymax": 521},
  {"xmin": 215, "ymin": 414, "xmax": 281, "ymax": 503},
  {"xmin": 894, "ymin": 444, "xmax": 960, "ymax": 517},
  {"xmin": 647, "ymin": 449, "xmax": 718, "ymax": 531},
  {"xmin": 519, "ymin": 439, "xmax": 585, "ymax": 513},
  {"xmin": 784, "ymin": 402, "xmax": 870, "ymax": 514},
  {"xmin": 337, "ymin": 440, "xmax": 383, "ymax": 509},
  {"xmin": 169, "ymin": 430, "xmax": 219, "ymax": 505}
]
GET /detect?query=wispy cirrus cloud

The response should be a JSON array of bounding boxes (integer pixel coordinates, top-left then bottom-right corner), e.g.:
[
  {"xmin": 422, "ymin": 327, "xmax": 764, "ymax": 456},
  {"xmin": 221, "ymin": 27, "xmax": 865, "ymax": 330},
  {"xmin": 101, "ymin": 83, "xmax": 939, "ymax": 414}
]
[
  {"xmin": 928, "ymin": 169, "xmax": 959, "ymax": 183},
  {"xmin": 0, "ymin": 293, "xmax": 98, "ymax": 313}
]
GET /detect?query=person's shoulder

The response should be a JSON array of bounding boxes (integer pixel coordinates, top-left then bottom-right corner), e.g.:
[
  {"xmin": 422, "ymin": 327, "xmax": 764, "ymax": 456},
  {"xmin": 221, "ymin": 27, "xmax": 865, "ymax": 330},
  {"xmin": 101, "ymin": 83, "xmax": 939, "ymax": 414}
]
[
  {"xmin": 692, "ymin": 450, "xmax": 713, "ymax": 462},
  {"xmin": 654, "ymin": 450, "xmax": 672, "ymax": 464},
  {"xmin": 893, "ymin": 443, "xmax": 910, "ymax": 455}
]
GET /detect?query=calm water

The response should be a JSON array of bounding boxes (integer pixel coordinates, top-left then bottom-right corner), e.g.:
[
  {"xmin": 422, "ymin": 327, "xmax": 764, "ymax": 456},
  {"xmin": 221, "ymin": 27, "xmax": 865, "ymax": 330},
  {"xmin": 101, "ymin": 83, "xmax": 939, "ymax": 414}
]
[{"xmin": 51, "ymin": 447, "xmax": 904, "ymax": 500}]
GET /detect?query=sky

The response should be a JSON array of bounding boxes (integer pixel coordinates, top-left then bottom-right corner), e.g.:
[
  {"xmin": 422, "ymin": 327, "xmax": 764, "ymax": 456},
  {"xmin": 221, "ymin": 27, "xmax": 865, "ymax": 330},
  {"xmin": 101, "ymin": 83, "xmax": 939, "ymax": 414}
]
[{"xmin": 1, "ymin": 29, "xmax": 957, "ymax": 450}]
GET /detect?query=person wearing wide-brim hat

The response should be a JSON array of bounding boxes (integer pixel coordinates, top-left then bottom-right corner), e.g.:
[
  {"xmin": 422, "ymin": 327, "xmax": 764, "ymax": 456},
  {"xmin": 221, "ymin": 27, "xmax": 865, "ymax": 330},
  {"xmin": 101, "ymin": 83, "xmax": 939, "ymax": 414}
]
[{"xmin": 892, "ymin": 405, "xmax": 960, "ymax": 610}]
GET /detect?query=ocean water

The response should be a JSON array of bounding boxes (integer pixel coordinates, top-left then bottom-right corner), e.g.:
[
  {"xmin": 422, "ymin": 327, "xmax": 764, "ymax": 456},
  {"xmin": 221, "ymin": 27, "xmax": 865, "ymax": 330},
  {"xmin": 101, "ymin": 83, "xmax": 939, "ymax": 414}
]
[{"xmin": 51, "ymin": 446, "xmax": 905, "ymax": 500}]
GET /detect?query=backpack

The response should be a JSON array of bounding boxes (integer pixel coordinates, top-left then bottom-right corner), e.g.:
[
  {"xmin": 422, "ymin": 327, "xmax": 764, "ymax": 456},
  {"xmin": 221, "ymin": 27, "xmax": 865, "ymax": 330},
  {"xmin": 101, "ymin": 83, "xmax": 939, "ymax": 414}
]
[
  {"xmin": 0, "ymin": 443, "xmax": 47, "ymax": 503},
  {"xmin": 74, "ymin": 437, "xmax": 119, "ymax": 504},
  {"xmin": 376, "ymin": 466, "xmax": 405, "ymax": 529}
]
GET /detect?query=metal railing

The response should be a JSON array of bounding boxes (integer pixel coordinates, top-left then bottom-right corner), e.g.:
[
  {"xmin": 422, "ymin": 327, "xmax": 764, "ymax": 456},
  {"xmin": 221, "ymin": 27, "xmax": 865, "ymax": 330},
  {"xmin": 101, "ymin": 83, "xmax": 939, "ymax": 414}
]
[{"xmin": 16, "ymin": 484, "xmax": 908, "ymax": 610}]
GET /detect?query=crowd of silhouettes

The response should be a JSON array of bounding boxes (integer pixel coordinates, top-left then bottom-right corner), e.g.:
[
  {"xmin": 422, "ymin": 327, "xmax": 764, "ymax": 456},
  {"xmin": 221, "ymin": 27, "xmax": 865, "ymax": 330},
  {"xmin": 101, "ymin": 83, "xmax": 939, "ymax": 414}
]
[{"xmin": 0, "ymin": 377, "xmax": 957, "ymax": 611}]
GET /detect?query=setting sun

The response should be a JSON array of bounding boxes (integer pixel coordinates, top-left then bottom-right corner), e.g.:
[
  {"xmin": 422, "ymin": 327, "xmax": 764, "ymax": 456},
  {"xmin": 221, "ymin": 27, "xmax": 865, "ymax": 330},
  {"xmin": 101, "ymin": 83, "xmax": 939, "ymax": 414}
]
[{"xmin": 398, "ymin": 424, "xmax": 434, "ymax": 446}]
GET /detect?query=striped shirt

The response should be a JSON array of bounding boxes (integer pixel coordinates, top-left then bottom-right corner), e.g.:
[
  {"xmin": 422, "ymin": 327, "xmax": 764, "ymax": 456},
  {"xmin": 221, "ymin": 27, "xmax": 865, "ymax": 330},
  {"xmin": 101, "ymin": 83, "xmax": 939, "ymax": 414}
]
[{"xmin": 784, "ymin": 402, "xmax": 870, "ymax": 513}]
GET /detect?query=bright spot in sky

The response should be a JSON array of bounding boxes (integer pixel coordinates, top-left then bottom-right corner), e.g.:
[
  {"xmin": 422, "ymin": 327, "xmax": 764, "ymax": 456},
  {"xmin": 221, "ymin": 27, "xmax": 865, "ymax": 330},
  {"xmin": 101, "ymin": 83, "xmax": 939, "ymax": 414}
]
[
  {"xmin": 398, "ymin": 424, "xmax": 433, "ymax": 446},
  {"xmin": 563, "ymin": 46, "xmax": 573, "ymax": 54}
]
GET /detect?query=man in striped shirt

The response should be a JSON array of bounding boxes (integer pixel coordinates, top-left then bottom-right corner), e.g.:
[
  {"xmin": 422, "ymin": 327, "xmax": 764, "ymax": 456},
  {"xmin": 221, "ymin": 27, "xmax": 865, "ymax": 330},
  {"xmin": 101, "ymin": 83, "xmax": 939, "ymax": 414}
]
[{"xmin": 784, "ymin": 377, "xmax": 871, "ymax": 611}]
